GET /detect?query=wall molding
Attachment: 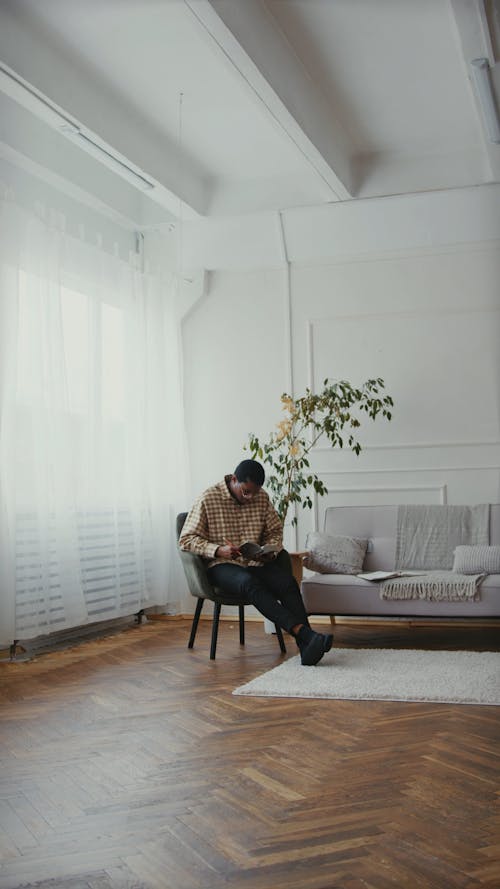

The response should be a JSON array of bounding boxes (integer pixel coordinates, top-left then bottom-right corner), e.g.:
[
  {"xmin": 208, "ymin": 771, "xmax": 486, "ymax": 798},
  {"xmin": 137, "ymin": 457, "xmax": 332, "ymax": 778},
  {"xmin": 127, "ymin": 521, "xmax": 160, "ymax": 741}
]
[
  {"xmin": 289, "ymin": 237, "xmax": 500, "ymax": 271},
  {"xmin": 312, "ymin": 464, "xmax": 500, "ymax": 475},
  {"xmin": 314, "ymin": 439, "xmax": 500, "ymax": 452},
  {"xmin": 307, "ymin": 305, "xmax": 500, "ymax": 326},
  {"xmin": 313, "ymin": 483, "xmax": 447, "ymax": 530},
  {"xmin": 306, "ymin": 308, "xmax": 500, "ymax": 396},
  {"xmin": 317, "ymin": 482, "xmax": 448, "ymax": 495}
]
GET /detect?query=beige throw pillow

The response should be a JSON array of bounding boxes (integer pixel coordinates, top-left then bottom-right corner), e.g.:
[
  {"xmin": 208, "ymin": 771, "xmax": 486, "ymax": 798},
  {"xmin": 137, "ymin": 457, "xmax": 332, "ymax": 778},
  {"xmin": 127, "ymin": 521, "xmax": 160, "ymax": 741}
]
[
  {"xmin": 304, "ymin": 532, "xmax": 368, "ymax": 575},
  {"xmin": 452, "ymin": 545, "xmax": 500, "ymax": 575}
]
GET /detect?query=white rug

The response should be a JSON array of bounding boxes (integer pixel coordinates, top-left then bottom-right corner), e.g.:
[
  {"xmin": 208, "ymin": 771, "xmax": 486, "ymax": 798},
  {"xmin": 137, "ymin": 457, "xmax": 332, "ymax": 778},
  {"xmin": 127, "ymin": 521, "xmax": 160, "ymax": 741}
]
[{"xmin": 233, "ymin": 648, "xmax": 500, "ymax": 705}]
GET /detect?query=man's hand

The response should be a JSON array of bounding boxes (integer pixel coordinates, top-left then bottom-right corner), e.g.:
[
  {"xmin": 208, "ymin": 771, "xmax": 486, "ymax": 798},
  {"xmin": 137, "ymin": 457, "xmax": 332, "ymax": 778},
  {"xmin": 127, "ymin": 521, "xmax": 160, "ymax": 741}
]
[{"xmin": 216, "ymin": 542, "xmax": 241, "ymax": 561}]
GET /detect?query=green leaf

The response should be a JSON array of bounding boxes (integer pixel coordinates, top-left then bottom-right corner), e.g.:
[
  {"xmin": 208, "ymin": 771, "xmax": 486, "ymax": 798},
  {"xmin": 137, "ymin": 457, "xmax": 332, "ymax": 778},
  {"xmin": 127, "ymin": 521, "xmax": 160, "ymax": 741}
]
[{"xmin": 241, "ymin": 377, "xmax": 393, "ymax": 521}]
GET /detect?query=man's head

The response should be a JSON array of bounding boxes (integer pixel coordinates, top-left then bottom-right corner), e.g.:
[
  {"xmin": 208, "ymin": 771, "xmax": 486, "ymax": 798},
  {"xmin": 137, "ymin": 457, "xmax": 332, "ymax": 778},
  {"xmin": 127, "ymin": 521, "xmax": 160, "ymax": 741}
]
[{"xmin": 230, "ymin": 459, "xmax": 265, "ymax": 504}]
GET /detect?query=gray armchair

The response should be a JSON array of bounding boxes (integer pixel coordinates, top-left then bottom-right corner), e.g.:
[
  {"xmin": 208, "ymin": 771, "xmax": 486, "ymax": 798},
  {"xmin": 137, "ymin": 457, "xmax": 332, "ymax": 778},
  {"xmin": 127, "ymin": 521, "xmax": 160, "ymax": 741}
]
[{"xmin": 176, "ymin": 512, "xmax": 287, "ymax": 659}]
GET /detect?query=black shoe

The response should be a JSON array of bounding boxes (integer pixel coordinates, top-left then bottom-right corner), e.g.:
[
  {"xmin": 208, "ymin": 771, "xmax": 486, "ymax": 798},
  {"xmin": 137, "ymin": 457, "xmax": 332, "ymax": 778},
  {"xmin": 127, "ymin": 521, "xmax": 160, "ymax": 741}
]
[{"xmin": 296, "ymin": 627, "xmax": 333, "ymax": 666}]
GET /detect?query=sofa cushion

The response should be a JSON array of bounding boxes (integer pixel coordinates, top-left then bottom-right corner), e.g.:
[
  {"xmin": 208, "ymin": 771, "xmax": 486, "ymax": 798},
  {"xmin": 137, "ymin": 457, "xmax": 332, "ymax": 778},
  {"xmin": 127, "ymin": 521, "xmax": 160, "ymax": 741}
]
[
  {"xmin": 452, "ymin": 545, "xmax": 500, "ymax": 575},
  {"xmin": 304, "ymin": 532, "xmax": 368, "ymax": 575},
  {"xmin": 300, "ymin": 571, "xmax": 500, "ymax": 618}
]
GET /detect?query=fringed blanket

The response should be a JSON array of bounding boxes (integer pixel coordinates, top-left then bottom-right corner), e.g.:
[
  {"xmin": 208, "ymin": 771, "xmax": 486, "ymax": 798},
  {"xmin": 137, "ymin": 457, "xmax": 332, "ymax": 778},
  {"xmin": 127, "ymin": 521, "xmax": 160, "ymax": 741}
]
[
  {"xmin": 395, "ymin": 504, "xmax": 489, "ymax": 570},
  {"xmin": 381, "ymin": 571, "xmax": 486, "ymax": 602}
]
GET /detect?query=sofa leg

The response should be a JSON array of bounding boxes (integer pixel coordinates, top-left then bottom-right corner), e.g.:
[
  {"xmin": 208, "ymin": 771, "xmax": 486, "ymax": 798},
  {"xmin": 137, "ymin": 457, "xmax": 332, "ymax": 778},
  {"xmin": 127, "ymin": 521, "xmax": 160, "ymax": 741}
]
[{"xmin": 329, "ymin": 615, "xmax": 336, "ymax": 627}]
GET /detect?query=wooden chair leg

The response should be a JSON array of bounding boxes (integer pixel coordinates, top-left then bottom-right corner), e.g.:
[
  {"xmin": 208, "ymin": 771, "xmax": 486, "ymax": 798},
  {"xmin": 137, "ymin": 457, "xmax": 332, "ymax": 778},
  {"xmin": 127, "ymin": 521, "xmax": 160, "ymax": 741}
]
[
  {"xmin": 238, "ymin": 605, "xmax": 245, "ymax": 645},
  {"xmin": 210, "ymin": 601, "xmax": 222, "ymax": 660},
  {"xmin": 188, "ymin": 598, "xmax": 204, "ymax": 648},
  {"xmin": 274, "ymin": 624, "xmax": 286, "ymax": 653}
]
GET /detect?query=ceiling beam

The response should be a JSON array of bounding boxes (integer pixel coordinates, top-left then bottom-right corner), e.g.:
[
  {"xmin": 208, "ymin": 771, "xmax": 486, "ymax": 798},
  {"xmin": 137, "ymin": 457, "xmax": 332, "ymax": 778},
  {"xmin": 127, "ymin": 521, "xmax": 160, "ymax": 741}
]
[
  {"xmin": 0, "ymin": 91, "xmax": 177, "ymax": 230},
  {"xmin": 184, "ymin": 0, "xmax": 353, "ymax": 201},
  {"xmin": 0, "ymin": 1, "xmax": 206, "ymax": 218}
]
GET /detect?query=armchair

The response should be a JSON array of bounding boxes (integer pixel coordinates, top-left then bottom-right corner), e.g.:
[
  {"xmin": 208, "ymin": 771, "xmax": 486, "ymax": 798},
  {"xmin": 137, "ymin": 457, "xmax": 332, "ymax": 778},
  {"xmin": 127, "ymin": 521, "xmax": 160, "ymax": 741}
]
[{"xmin": 176, "ymin": 513, "xmax": 287, "ymax": 659}]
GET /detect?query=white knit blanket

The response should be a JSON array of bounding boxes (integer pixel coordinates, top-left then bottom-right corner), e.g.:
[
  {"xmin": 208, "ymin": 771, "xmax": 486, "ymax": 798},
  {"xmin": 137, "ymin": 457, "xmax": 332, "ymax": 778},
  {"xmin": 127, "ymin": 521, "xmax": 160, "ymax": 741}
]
[
  {"xmin": 395, "ymin": 504, "xmax": 489, "ymax": 570},
  {"xmin": 381, "ymin": 571, "xmax": 485, "ymax": 601}
]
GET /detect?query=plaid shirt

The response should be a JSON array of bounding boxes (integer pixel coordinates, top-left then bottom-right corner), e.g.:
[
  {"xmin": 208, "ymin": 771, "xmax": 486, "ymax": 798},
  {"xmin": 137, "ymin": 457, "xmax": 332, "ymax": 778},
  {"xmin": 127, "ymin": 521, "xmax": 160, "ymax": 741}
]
[{"xmin": 179, "ymin": 476, "xmax": 283, "ymax": 567}]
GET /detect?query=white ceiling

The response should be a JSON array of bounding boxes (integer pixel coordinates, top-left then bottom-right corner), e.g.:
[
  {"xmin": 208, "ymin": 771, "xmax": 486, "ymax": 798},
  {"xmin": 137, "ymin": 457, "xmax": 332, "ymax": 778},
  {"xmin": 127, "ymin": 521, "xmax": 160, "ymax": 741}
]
[{"xmin": 0, "ymin": 0, "xmax": 499, "ymax": 231}]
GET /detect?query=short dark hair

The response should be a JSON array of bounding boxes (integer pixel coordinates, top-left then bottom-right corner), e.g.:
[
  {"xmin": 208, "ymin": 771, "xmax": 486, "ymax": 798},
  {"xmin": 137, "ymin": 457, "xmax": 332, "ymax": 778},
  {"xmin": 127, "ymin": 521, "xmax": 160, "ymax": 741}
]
[{"xmin": 234, "ymin": 459, "xmax": 265, "ymax": 487}]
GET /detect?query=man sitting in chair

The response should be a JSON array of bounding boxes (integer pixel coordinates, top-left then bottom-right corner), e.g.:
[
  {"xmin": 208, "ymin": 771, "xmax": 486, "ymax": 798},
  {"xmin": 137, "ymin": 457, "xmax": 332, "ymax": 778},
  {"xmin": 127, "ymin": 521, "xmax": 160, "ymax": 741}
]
[{"xmin": 179, "ymin": 459, "xmax": 333, "ymax": 666}]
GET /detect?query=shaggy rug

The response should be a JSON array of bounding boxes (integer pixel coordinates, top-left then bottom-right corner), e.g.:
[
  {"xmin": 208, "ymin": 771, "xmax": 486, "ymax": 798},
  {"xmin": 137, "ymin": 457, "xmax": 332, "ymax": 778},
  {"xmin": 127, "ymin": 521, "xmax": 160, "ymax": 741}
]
[{"xmin": 233, "ymin": 648, "xmax": 500, "ymax": 705}]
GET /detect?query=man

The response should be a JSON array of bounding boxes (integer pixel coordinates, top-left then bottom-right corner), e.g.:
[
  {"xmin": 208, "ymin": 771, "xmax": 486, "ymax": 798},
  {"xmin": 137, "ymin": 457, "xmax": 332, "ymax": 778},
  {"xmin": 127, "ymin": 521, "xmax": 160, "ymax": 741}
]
[{"xmin": 179, "ymin": 459, "xmax": 333, "ymax": 666}]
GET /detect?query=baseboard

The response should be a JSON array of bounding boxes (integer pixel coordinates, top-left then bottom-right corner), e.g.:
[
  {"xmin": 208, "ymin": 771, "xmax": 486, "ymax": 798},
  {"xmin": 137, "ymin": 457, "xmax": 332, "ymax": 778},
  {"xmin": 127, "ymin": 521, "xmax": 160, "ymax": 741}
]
[
  {"xmin": 3, "ymin": 611, "xmax": 497, "ymax": 662},
  {"xmin": 153, "ymin": 612, "xmax": 500, "ymax": 628},
  {"xmin": 146, "ymin": 613, "xmax": 186, "ymax": 621}
]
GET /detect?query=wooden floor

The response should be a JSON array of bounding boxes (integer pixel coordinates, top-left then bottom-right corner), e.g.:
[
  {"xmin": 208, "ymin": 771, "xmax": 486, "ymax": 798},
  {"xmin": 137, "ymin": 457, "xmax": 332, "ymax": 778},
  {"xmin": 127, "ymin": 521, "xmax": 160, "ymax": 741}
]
[{"xmin": 0, "ymin": 617, "xmax": 499, "ymax": 889}]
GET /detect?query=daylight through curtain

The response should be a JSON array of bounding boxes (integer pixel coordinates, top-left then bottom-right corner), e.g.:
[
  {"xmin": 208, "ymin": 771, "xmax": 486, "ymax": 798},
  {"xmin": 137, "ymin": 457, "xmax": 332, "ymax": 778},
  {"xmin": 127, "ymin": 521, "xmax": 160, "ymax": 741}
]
[{"xmin": 0, "ymin": 197, "xmax": 187, "ymax": 647}]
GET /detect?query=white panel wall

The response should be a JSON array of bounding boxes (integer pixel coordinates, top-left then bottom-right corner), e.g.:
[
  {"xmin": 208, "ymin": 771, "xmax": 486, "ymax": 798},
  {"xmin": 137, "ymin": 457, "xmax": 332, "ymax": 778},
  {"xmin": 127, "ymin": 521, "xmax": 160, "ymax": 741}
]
[
  {"xmin": 177, "ymin": 185, "xmax": 500, "ymax": 614},
  {"xmin": 182, "ymin": 267, "xmax": 289, "ymax": 498},
  {"xmin": 180, "ymin": 266, "xmax": 292, "ymax": 615},
  {"xmin": 290, "ymin": 243, "xmax": 500, "ymax": 545}
]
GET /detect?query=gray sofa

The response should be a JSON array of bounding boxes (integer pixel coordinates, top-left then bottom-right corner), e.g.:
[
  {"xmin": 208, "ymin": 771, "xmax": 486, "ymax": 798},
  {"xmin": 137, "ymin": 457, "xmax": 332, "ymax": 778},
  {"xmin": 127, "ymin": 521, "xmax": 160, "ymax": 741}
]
[{"xmin": 301, "ymin": 504, "xmax": 500, "ymax": 619}]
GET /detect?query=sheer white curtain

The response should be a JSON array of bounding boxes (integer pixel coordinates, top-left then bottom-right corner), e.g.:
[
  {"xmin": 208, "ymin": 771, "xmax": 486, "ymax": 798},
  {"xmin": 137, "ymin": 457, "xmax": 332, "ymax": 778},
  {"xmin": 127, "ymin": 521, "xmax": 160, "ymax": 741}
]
[{"xmin": 0, "ymin": 197, "xmax": 188, "ymax": 647}]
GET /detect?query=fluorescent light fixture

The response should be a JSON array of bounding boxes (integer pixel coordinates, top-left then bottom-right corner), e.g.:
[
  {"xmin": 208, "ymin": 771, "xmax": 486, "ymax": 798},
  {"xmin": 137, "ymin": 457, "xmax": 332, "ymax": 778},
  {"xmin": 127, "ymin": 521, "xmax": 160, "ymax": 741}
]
[
  {"xmin": 68, "ymin": 132, "xmax": 155, "ymax": 191},
  {"xmin": 470, "ymin": 58, "xmax": 500, "ymax": 144},
  {"xmin": 0, "ymin": 63, "xmax": 155, "ymax": 190},
  {"xmin": 0, "ymin": 64, "xmax": 79, "ymax": 132}
]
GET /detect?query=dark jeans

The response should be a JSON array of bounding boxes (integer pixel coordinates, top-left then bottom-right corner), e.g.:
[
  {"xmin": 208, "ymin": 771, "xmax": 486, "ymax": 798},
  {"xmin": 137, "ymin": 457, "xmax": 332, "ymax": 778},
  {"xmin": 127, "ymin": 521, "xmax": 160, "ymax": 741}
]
[{"xmin": 207, "ymin": 560, "xmax": 309, "ymax": 634}]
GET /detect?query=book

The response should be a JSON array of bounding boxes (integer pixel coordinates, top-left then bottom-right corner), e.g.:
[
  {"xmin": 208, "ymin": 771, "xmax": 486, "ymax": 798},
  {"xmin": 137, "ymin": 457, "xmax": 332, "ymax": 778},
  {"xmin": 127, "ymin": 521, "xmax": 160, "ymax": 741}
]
[
  {"xmin": 357, "ymin": 570, "xmax": 424, "ymax": 582},
  {"xmin": 239, "ymin": 541, "xmax": 279, "ymax": 559}
]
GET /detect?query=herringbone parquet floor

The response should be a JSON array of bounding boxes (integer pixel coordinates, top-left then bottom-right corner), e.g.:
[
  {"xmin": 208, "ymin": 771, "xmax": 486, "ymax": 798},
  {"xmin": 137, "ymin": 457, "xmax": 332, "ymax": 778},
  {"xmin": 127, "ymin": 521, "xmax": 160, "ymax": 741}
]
[{"xmin": 0, "ymin": 617, "xmax": 499, "ymax": 889}]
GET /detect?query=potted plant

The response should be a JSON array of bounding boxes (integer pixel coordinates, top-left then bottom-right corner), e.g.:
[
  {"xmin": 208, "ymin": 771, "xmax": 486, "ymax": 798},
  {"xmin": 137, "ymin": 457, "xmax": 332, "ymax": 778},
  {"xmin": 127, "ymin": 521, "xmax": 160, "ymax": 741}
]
[{"xmin": 246, "ymin": 377, "xmax": 393, "ymax": 527}]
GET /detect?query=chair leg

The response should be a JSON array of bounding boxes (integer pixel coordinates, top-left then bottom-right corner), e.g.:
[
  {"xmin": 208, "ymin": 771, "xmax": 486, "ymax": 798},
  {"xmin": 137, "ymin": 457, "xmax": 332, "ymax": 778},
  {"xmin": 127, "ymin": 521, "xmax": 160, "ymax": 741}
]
[
  {"xmin": 238, "ymin": 605, "xmax": 245, "ymax": 645},
  {"xmin": 188, "ymin": 598, "xmax": 204, "ymax": 649},
  {"xmin": 210, "ymin": 601, "xmax": 222, "ymax": 660},
  {"xmin": 274, "ymin": 624, "xmax": 286, "ymax": 653}
]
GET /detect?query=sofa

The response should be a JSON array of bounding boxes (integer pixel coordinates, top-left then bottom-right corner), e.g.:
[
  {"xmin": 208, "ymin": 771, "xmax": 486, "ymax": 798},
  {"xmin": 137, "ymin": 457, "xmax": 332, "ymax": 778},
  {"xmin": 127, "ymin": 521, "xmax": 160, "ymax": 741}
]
[{"xmin": 300, "ymin": 504, "xmax": 500, "ymax": 620}]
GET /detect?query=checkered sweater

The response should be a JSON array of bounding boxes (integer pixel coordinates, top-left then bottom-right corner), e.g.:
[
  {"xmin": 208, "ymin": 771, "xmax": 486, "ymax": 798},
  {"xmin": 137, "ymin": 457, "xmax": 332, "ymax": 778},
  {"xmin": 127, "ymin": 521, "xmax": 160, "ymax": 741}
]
[{"xmin": 179, "ymin": 476, "xmax": 283, "ymax": 567}]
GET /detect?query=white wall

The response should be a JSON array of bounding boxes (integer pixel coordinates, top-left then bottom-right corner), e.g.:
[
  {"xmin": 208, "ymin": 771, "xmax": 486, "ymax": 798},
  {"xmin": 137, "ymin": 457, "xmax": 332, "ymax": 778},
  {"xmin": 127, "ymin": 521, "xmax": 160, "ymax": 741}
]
[
  {"xmin": 180, "ymin": 185, "xmax": 500, "ymax": 560},
  {"xmin": 181, "ymin": 266, "xmax": 289, "ymax": 497},
  {"xmin": 290, "ymin": 242, "xmax": 500, "ymax": 547}
]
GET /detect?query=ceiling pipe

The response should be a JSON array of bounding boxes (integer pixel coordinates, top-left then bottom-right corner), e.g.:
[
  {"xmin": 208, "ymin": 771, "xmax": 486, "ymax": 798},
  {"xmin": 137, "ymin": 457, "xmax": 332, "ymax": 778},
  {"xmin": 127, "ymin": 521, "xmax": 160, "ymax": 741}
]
[{"xmin": 470, "ymin": 58, "xmax": 500, "ymax": 143}]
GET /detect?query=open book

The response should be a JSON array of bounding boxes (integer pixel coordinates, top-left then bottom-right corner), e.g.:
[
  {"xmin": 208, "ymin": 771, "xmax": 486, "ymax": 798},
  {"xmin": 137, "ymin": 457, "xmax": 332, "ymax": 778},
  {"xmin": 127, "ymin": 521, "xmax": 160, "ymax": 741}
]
[
  {"xmin": 239, "ymin": 541, "xmax": 279, "ymax": 559},
  {"xmin": 357, "ymin": 570, "xmax": 424, "ymax": 582}
]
